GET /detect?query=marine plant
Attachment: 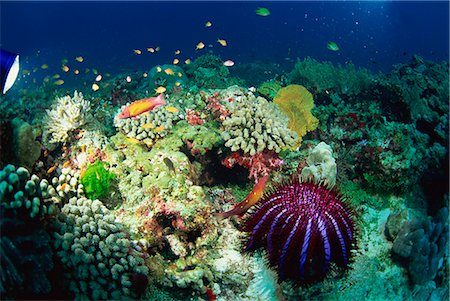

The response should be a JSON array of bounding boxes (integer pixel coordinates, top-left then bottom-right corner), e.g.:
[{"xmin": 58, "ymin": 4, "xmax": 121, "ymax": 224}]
[
  {"xmin": 257, "ymin": 80, "xmax": 282, "ymax": 100},
  {"xmin": 244, "ymin": 176, "xmax": 356, "ymax": 283},
  {"xmin": 79, "ymin": 160, "xmax": 115, "ymax": 200},
  {"xmin": 273, "ymin": 84, "xmax": 319, "ymax": 148}
]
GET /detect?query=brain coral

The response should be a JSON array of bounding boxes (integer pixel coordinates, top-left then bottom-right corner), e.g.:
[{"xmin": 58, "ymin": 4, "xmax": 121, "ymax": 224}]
[
  {"xmin": 273, "ymin": 85, "xmax": 319, "ymax": 148},
  {"xmin": 221, "ymin": 93, "xmax": 298, "ymax": 155},
  {"xmin": 42, "ymin": 91, "xmax": 91, "ymax": 146},
  {"xmin": 54, "ymin": 197, "xmax": 148, "ymax": 300}
]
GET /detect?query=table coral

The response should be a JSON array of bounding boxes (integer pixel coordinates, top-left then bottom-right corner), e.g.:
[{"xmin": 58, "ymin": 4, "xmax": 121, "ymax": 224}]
[
  {"xmin": 221, "ymin": 93, "xmax": 298, "ymax": 155},
  {"xmin": 42, "ymin": 91, "xmax": 92, "ymax": 147},
  {"xmin": 54, "ymin": 197, "xmax": 149, "ymax": 300}
]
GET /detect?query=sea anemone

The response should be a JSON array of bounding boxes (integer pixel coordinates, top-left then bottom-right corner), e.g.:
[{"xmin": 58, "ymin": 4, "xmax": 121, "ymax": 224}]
[{"xmin": 244, "ymin": 176, "xmax": 356, "ymax": 283}]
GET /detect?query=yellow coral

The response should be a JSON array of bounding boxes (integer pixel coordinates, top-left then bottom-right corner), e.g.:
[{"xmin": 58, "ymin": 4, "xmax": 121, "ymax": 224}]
[{"xmin": 273, "ymin": 85, "xmax": 318, "ymax": 148}]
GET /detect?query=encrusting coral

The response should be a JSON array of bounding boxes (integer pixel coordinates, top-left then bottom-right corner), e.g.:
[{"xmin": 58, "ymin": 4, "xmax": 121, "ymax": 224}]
[
  {"xmin": 221, "ymin": 92, "xmax": 298, "ymax": 155},
  {"xmin": 54, "ymin": 197, "xmax": 149, "ymax": 300},
  {"xmin": 42, "ymin": 91, "xmax": 92, "ymax": 147}
]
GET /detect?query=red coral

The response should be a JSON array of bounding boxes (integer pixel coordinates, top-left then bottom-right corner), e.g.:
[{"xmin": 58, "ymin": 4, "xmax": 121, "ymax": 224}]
[
  {"xmin": 206, "ymin": 91, "xmax": 229, "ymax": 121},
  {"xmin": 186, "ymin": 109, "xmax": 205, "ymax": 126},
  {"xmin": 222, "ymin": 151, "xmax": 284, "ymax": 182}
]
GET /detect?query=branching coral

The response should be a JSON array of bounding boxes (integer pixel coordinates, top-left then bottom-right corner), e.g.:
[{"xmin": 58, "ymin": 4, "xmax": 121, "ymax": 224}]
[
  {"xmin": 54, "ymin": 197, "xmax": 149, "ymax": 300},
  {"xmin": 114, "ymin": 104, "xmax": 181, "ymax": 147},
  {"xmin": 42, "ymin": 91, "xmax": 92, "ymax": 146},
  {"xmin": 221, "ymin": 93, "xmax": 298, "ymax": 155}
]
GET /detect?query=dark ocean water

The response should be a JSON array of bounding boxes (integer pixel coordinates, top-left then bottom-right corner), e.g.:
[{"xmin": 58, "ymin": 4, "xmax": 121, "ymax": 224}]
[{"xmin": 1, "ymin": 1, "xmax": 449, "ymax": 87}]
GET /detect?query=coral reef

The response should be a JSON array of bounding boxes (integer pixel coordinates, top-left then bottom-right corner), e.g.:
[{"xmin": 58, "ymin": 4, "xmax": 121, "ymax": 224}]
[
  {"xmin": 257, "ymin": 80, "xmax": 282, "ymax": 100},
  {"xmin": 300, "ymin": 141, "xmax": 337, "ymax": 187},
  {"xmin": 147, "ymin": 64, "xmax": 188, "ymax": 94},
  {"xmin": 54, "ymin": 197, "xmax": 149, "ymax": 300},
  {"xmin": 221, "ymin": 92, "xmax": 298, "ymax": 155},
  {"xmin": 0, "ymin": 165, "xmax": 59, "ymax": 299},
  {"xmin": 42, "ymin": 91, "xmax": 92, "ymax": 147},
  {"xmin": 10, "ymin": 118, "xmax": 41, "ymax": 169},
  {"xmin": 287, "ymin": 57, "xmax": 373, "ymax": 95},
  {"xmin": 385, "ymin": 207, "xmax": 449, "ymax": 285},
  {"xmin": 114, "ymin": 103, "xmax": 181, "ymax": 147},
  {"xmin": 273, "ymin": 84, "xmax": 319, "ymax": 148},
  {"xmin": 79, "ymin": 160, "xmax": 115, "ymax": 201},
  {"xmin": 51, "ymin": 167, "xmax": 84, "ymax": 201}
]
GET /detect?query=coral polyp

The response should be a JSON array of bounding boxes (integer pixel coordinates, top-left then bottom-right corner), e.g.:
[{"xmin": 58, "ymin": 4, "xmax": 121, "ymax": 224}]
[{"xmin": 244, "ymin": 177, "xmax": 356, "ymax": 283}]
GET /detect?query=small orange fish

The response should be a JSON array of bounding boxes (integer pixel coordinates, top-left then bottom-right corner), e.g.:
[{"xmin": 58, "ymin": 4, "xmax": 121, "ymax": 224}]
[
  {"xmin": 118, "ymin": 94, "xmax": 166, "ymax": 119},
  {"xmin": 62, "ymin": 160, "xmax": 71, "ymax": 168},
  {"xmin": 215, "ymin": 174, "xmax": 269, "ymax": 219},
  {"xmin": 154, "ymin": 126, "xmax": 165, "ymax": 133},
  {"xmin": 134, "ymin": 49, "xmax": 142, "ymax": 55},
  {"xmin": 196, "ymin": 42, "xmax": 205, "ymax": 50},
  {"xmin": 47, "ymin": 163, "xmax": 58, "ymax": 174},
  {"xmin": 173, "ymin": 58, "xmax": 179, "ymax": 65},
  {"xmin": 165, "ymin": 106, "xmax": 179, "ymax": 113},
  {"xmin": 205, "ymin": 21, "xmax": 212, "ymax": 27},
  {"xmin": 175, "ymin": 50, "xmax": 181, "ymax": 55},
  {"xmin": 147, "ymin": 47, "xmax": 155, "ymax": 53},
  {"xmin": 62, "ymin": 65, "xmax": 69, "ymax": 72},
  {"xmin": 141, "ymin": 122, "xmax": 154, "ymax": 129},
  {"xmin": 164, "ymin": 68, "xmax": 175, "ymax": 75},
  {"xmin": 185, "ymin": 59, "xmax": 191, "ymax": 65}
]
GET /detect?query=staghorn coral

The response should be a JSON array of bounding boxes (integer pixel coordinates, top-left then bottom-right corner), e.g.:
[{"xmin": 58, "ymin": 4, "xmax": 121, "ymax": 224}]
[
  {"xmin": 42, "ymin": 91, "xmax": 92, "ymax": 147},
  {"xmin": 114, "ymin": 104, "xmax": 181, "ymax": 147},
  {"xmin": 273, "ymin": 84, "xmax": 319, "ymax": 148},
  {"xmin": 221, "ymin": 92, "xmax": 298, "ymax": 155},
  {"xmin": 54, "ymin": 197, "xmax": 149, "ymax": 300}
]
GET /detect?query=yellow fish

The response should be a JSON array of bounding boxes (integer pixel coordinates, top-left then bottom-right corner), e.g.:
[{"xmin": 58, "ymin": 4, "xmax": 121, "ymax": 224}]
[
  {"xmin": 134, "ymin": 49, "xmax": 142, "ymax": 55},
  {"xmin": 41, "ymin": 64, "xmax": 48, "ymax": 69},
  {"xmin": 74, "ymin": 69, "xmax": 80, "ymax": 75},
  {"xmin": 127, "ymin": 137, "xmax": 141, "ymax": 144},
  {"xmin": 154, "ymin": 126, "xmax": 165, "ymax": 133},
  {"xmin": 175, "ymin": 82, "xmax": 181, "ymax": 87},
  {"xmin": 165, "ymin": 106, "xmax": 179, "ymax": 113},
  {"xmin": 217, "ymin": 39, "xmax": 227, "ymax": 47},
  {"xmin": 164, "ymin": 68, "xmax": 174, "ymax": 75},
  {"xmin": 177, "ymin": 72, "xmax": 182, "ymax": 77},
  {"xmin": 155, "ymin": 86, "xmax": 167, "ymax": 94},
  {"xmin": 62, "ymin": 65, "xmax": 69, "ymax": 72},
  {"xmin": 156, "ymin": 66, "xmax": 162, "ymax": 72},
  {"xmin": 175, "ymin": 50, "xmax": 181, "ymax": 55},
  {"xmin": 143, "ymin": 72, "xmax": 148, "ymax": 77},
  {"xmin": 205, "ymin": 21, "xmax": 212, "ymax": 27},
  {"xmin": 173, "ymin": 58, "xmax": 179, "ymax": 65},
  {"xmin": 141, "ymin": 122, "xmax": 154, "ymax": 129},
  {"xmin": 92, "ymin": 83, "xmax": 100, "ymax": 91},
  {"xmin": 75, "ymin": 56, "xmax": 84, "ymax": 62},
  {"xmin": 196, "ymin": 42, "xmax": 205, "ymax": 50},
  {"xmin": 184, "ymin": 59, "xmax": 191, "ymax": 65},
  {"xmin": 54, "ymin": 79, "xmax": 64, "ymax": 86},
  {"xmin": 147, "ymin": 47, "xmax": 155, "ymax": 53},
  {"xmin": 95, "ymin": 74, "xmax": 102, "ymax": 81},
  {"xmin": 52, "ymin": 74, "xmax": 60, "ymax": 79}
]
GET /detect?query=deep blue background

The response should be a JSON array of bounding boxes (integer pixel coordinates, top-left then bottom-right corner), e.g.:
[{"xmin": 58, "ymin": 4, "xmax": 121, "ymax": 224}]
[{"xmin": 1, "ymin": 1, "xmax": 448, "ymax": 83}]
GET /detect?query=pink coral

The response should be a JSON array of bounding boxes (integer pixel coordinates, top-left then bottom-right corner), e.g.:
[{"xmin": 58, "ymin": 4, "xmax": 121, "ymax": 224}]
[
  {"xmin": 222, "ymin": 151, "xmax": 283, "ymax": 182},
  {"xmin": 206, "ymin": 91, "xmax": 229, "ymax": 121},
  {"xmin": 186, "ymin": 109, "xmax": 205, "ymax": 126}
]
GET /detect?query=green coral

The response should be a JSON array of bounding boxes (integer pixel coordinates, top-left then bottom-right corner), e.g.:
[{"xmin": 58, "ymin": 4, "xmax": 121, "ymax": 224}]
[
  {"xmin": 0, "ymin": 164, "xmax": 59, "ymax": 218},
  {"xmin": 288, "ymin": 56, "xmax": 373, "ymax": 95},
  {"xmin": 80, "ymin": 160, "xmax": 115, "ymax": 200},
  {"xmin": 257, "ymin": 81, "xmax": 282, "ymax": 100},
  {"xmin": 54, "ymin": 197, "xmax": 149, "ymax": 300}
]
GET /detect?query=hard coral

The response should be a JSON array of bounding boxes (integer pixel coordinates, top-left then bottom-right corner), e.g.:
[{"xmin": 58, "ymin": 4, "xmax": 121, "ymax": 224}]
[{"xmin": 221, "ymin": 92, "xmax": 297, "ymax": 155}]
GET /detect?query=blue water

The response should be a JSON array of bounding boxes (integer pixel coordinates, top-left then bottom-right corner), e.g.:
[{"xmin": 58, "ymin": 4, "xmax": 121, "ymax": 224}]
[{"xmin": 1, "ymin": 1, "xmax": 448, "ymax": 84}]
